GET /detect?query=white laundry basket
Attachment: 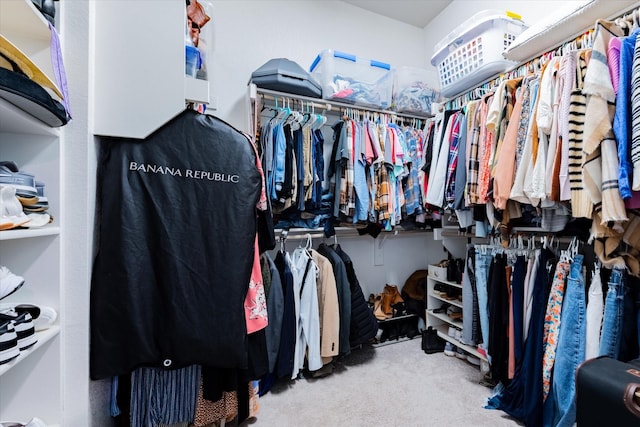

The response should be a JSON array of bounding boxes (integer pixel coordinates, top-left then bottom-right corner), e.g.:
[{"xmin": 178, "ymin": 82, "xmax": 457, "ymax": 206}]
[{"xmin": 430, "ymin": 10, "xmax": 528, "ymax": 98}]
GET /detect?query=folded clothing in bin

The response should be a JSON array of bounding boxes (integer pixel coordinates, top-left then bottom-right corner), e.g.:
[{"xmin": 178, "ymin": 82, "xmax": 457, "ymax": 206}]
[
  {"xmin": 310, "ymin": 49, "xmax": 393, "ymax": 109},
  {"xmin": 250, "ymin": 58, "xmax": 322, "ymax": 98}
]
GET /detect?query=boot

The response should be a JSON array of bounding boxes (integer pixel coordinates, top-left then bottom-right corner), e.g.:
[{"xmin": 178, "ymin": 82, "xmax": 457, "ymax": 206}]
[
  {"xmin": 373, "ymin": 295, "xmax": 387, "ymax": 321},
  {"xmin": 384, "ymin": 284, "xmax": 404, "ymax": 306},
  {"xmin": 381, "ymin": 286, "xmax": 395, "ymax": 318}
]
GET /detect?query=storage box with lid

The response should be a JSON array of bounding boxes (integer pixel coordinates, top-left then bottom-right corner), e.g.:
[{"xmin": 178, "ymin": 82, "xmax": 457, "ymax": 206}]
[
  {"xmin": 310, "ymin": 49, "xmax": 393, "ymax": 109},
  {"xmin": 430, "ymin": 10, "xmax": 528, "ymax": 98},
  {"xmin": 392, "ymin": 66, "xmax": 438, "ymax": 116}
]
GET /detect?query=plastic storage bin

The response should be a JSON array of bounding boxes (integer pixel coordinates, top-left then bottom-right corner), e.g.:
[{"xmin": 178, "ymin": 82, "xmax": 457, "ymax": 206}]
[
  {"xmin": 310, "ymin": 49, "xmax": 393, "ymax": 109},
  {"xmin": 430, "ymin": 10, "xmax": 528, "ymax": 98},
  {"xmin": 392, "ymin": 66, "xmax": 438, "ymax": 116}
]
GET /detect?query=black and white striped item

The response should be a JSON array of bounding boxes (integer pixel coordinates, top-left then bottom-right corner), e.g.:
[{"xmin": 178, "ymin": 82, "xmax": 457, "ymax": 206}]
[
  {"xmin": 0, "ymin": 319, "xmax": 20, "ymax": 364},
  {"xmin": 0, "ymin": 310, "xmax": 36, "ymax": 350}
]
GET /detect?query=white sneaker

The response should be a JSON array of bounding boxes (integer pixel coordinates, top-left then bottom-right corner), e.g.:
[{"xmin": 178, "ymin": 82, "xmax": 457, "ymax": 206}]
[
  {"xmin": 0, "ymin": 417, "xmax": 48, "ymax": 427},
  {"xmin": 444, "ymin": 342, "xmax": 455, "ymax": 356},
  {"xmin": 455, "ymin": 346, "xmax": 467, "ymax": 360},
  {"xmin": 0, "ymin": 266, "xmax": 24, "ymax": 300},
  {"xmin": 0, "ymin": 319, "xmax": 20, "ymax": 365},
  {"xmin": 467, "ymin": 354, "xmax": 481, "ymax": 366}
]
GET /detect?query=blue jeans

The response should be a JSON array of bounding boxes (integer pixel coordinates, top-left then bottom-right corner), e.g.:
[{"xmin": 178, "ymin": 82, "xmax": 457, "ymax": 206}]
[
  {"xmin": 599, "ymin": 268, "xmax": 625, "ymax": 359},
  {"xmin": 475, "ymin": 249, "xmax": 493, "ymax": 358},
  {"xmin": 486, "ymin": 248, "xmax": 556, "ymax": 426},
  {"xmin": 547, "ymin": 254, "xmax": 585, "ymax": 427}
]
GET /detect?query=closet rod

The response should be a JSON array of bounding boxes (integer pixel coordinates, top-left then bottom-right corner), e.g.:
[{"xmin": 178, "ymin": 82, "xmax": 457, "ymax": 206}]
[
  {"xmin": 444, "ymin": 2, "xmax": 640, "ymax": 109},
  {"xmin": 249, "ymin": 84, "xmax": 434, "ymax": 120}
]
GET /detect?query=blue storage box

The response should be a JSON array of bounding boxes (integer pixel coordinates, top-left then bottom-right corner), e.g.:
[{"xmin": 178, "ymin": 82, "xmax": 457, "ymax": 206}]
[{"xmin": 310, "ymin": 49, "xmax": 393, "ymax": 109}]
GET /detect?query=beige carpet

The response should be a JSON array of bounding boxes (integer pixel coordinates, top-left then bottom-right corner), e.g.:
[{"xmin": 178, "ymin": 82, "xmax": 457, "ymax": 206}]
[{"xmin": 251, "ymin": 338, "xmax": 522, "ymax": 426}]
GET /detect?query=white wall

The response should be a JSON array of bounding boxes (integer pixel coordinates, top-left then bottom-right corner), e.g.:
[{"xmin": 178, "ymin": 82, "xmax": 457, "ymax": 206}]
[
  {"xmin": 209, "ymin": 0, "xmax": 427, "ymax": 131},
  {"xmin": 209, "ymin": 0, "xmax": 450, "ymax": 297}
]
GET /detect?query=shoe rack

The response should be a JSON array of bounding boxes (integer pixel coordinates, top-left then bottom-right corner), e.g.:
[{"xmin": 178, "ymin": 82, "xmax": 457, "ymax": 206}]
[
  {"xmin": 425, "ymin": 275, "xmax": 487, "ymax": 364},
  {"xmin": 0, "ymin": 0, "xmax": 62, "ymax": 424}
]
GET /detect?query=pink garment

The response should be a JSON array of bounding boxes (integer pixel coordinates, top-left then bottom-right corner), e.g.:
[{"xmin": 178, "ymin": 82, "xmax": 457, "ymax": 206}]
[
  {"xmin": 364, "ymin": 122, "xmax": 375, "ymax": 164},
  {"xmin": 608, "ymin": 36, "xmax": 622, "ymax": 94},
  {"xmin": 493, "ymin": 87, "xmax": 524, "ymax": 210},
  {"xmin": 245, "ymin": 237, "xmax": 268, "ymax": 334},
  {"xmin": 245, "ymin": 139, "xmax": 269, "ymax": 333}
]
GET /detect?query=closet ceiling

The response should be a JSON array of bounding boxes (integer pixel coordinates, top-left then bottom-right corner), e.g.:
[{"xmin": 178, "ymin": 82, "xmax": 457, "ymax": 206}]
[{"xmin": 342, "ymin": 0, "xmax": 452, "ymax": 28}]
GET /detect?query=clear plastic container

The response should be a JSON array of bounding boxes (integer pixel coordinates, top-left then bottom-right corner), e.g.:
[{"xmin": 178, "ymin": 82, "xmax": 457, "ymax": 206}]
[
  {"xmin": 310, "ymin": 49, "xmax": 393, "ymax": 109},
  {"xmin": 392, "ymin": 66, "xmax": 438, "ymax": 116}
]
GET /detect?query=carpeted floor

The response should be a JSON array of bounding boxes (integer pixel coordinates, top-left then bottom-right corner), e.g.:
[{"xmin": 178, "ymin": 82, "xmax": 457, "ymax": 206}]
[{"xmin": 251, "ymin": 338, "xmax": 522, "ymax": 426}]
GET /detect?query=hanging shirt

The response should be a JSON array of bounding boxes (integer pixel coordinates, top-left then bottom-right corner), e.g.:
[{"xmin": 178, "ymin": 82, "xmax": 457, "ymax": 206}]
[{"xmin": 289, "ymin": 248, "xmax": 322, "ymax": 377}]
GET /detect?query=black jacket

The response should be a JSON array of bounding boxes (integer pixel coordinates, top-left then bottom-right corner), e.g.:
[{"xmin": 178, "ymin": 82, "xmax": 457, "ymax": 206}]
[
  {"xmin": 90, "ymin": 110, "xmax": 261, "ymax": 379},
  {"xmin": 333, "ymin": 245, "xmax": 378, "ymax": 347}
]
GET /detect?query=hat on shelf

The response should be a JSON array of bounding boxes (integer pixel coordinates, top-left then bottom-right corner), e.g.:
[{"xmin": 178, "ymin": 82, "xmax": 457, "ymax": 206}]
[{"xmin": 0, "ymin": 35, "xmax": 69, "ymax": 127}]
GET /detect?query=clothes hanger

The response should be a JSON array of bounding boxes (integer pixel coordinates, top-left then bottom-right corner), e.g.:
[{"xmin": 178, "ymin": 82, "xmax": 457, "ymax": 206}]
[{"xmin": 280, "ymin": 229, "xmax": 288, "ymax": 253}]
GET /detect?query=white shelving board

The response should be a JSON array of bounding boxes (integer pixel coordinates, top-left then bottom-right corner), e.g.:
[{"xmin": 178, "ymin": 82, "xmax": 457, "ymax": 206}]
[{"xmin": 0, "ymin": 325, "xmax": 60, "ymax": 377}]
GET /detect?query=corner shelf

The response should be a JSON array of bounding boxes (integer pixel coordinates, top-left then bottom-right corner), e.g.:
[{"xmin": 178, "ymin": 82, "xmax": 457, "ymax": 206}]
[
  {"xmin": 426, "ymin": 276, "xmax": 487, "ymax": 365},
  {"xmin": 0, "ymin": 325, "xmax": 60, "ymax": 377},
  {"xmin": 0, "ymin": 226, "xmax": 61, "ymax": 241}
]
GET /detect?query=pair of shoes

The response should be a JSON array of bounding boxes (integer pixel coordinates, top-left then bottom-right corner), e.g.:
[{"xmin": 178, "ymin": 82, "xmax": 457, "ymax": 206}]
[
  {"xmin": 446, "ymin": 305, "xmax": 462, "ymax": 320},
  {"xmin": 381, "ymin": 284, "xmax": 403, "ymax": 318},
  {"xmin": 444, "ymin": 342, "xmax": 456, "ymax": 356},
  {"xmin": 421, "ymin": 326, "xmax": 445, "ymax": 353},
  {"xmin": 447, "ymin": 326, "xmax": 462, "ymax": 342},
  {"xmin": 0, "ymin": 185, "xmax": 31, "ymax": 230},
  {"xmin": 0, "ymin": 416, "xmax": 48, "ymax": 427},
  {"xmin": 0, "ymin": 162, "xmax": 38, "ymax": 201},
  {"xmin": 466, "ymin": 354, "xmax": 481, "ymax": 366},
  {"xmin": 0, "ymin": 303, "xmax": 57, "ymax": 332},
  {"xmin": 455, "ymin": 346, "xmax": 467, "ymax": 360},
  {"xmin": 0, "ymin": 162, "xmax": 51, "ymax": 229},
  {"xmin": 433, "ymin": 302, "xmax": 449, "ymax": 314},
  {"xmin": 0, "ymin": 309, "xmax": 36, "ymax": 366},
  {"xmin": 0, "ymin": 319, "xmax": 20, "ymax": 365},
  {"xmin": 0, "ymin": 266, "xmax": 24, "ymax": 300},
  {"xmin": 0, "ymin": 309, "xmax": 37, "ymax": 351}
]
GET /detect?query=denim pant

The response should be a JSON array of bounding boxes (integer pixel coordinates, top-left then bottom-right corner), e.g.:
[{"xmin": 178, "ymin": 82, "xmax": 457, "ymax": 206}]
[
  {"xmin": 462, "ymin": 244, "xmax": 477, "ymax": 345},
  {"xmin": 475, "ymin": 249, "xmax": 493, "ymax": 357},
  {"xmin": 486, "ymin": 248, "xmax": 556, "ymax": 426},
  {"xmin": 548, "ymin": 254, "xmax": 586, "ymax": 427},
  {"xmin": 599, "ymin": 268, "xmax": 625, "ymax": 359}
]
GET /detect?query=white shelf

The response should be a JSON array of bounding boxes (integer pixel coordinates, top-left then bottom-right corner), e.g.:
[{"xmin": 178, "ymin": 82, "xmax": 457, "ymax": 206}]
[
  {"xmin": 0, "ymin": 0, "xmax": 55, "ymax": 88},
  {"xmin": 0, "ymin": 98, "xmax": 60, "ymax": 137},
  {"xmin": 0, "ymin": 226, "xmax": 61, "ymax": 241},
  {"xmin": 429, "ymin": 276, "xmax": 462, "ymax": 289},
  {"xmin": 434, "ymin": 324, "xmax": 487, "ymax": 362},
  {"xmin": 0, "ymin": 325, "xmax": 60, "ymax": 377},
  {"xmin": 428, "ymin": 291, "xmax": 463, "ymax": 309},
  {"xmin": 503, "ymin": 0, "xmax": 638, "ymax": 63},
  {"xmin": 427, "ymin": 309, "xmax": 463, "ymax": 328}
]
